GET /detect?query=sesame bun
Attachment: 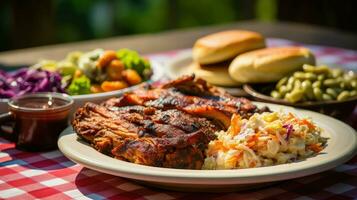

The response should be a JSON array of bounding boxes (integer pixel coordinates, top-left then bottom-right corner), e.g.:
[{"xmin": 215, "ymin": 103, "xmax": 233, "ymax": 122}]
[
  {"xmin": 193, "ymin": 30, "xmax": 266, "ymax": 65},
  {"xmin": 228, "ymin": 46, "xmax": 316, "ymax": 83}
]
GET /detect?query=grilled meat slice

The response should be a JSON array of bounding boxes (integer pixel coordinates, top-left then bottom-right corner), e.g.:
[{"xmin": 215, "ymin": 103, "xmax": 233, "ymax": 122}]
[
  {"xmin": 72, "ymin": 102, "xmax": 218, "ymax": 169},
  {"xmin": 103, "ymin": 76, "xmax": 265, "ymax": 129},
  {"xmin": 73, "ymin": 76, "xmax": 268, "ymax": 169},
  {"xmin": 103, "ymin": 92, "xmax": 233, "ymax": 128},
  {"xmin": 112, "ymin": 130, "xmax": 208, "ymax": 169},
  {"xmin": 159, "ymin": 74, "xmax": 225, "ymax": 97},
  {"xmin": 72, "ymin": 103, "xmax": 140, "ymax": 154}
]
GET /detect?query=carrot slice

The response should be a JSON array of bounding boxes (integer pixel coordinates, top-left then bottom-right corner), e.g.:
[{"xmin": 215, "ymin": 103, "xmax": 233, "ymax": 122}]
[{"xmin": 308, "ymin": 144, "xmax": 323, "ymax": 153}]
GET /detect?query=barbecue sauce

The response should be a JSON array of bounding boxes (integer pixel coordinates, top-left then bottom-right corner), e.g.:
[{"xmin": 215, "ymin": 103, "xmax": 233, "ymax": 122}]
[{"xmin": 9, "ymin": 95, "xmax": 72, "ymax": 151}]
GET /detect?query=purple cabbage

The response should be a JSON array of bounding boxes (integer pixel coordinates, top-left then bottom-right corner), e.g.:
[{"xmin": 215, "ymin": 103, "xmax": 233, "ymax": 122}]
[
  {"xmin": 0, "ymin": 68, "xmax": 65, "ymax": 98},
  {"xmin": 283, "ymin": 124, "xmax": 294, "ymax": 141}
]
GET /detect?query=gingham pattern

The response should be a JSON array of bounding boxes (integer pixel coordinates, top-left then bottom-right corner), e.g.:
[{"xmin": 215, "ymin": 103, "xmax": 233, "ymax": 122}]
[{"xmin": 1, "ymin": 38, "xmax": 357, "ymax": 200}]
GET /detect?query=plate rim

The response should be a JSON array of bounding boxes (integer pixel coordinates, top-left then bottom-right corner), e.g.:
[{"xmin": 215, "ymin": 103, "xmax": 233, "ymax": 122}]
[
  {"xmin": 58, "ymin": 102, "xmax": 357, "ymax": 185},
  {"xmin": 165, "ymin": 49, "xmax": 192, "ymax": 80}
]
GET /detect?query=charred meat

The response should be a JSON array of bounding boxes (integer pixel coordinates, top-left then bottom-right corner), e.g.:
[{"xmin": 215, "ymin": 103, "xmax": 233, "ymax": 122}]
[{"xmin": 72, "ymin": 75, "xmax": 268, "ymax": 169}]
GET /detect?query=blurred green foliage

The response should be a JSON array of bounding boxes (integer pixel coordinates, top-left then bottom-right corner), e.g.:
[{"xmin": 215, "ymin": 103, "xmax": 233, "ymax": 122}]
[
  {"xmin": 256, "ymin": 0, "xmax": 277, "ymax": 21},
  {"xmin": 1, "ymin": 0, "xmax": 275, "ymax": 51}
]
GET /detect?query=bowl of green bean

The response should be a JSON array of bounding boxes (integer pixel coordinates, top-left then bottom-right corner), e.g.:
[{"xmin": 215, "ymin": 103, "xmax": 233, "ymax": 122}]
[{"xmin": 243, "ymin": 64, "xmax": 357, "ymax": 126}]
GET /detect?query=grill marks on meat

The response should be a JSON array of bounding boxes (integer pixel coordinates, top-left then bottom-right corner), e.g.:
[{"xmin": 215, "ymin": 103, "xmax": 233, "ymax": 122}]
[
  {"xmin": 103, "ymin": 91, "xmax": 234, "ymax": 128},
  {"xmin": 73, "ymin": 75, "xmax": 267, "ymax": 169},
  {"xmin": 103, "ymin": 76, "xmax": 261, "ymax": 129},
  {"xmin": 112, "ymin": 130, "xmax": 209, "ymax": 168},
  {"xmin": 111, "ymin": 105, "xmax": 217, "ymax": 138},
  {"xmin": 73, "ymin": 102, "xmax": 218, "ymax": 169}
]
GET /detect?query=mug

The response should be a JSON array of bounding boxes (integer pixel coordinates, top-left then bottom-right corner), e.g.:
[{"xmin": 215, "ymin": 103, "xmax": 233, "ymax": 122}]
[{"xmin": 0, "ymin": 93, "xmax": 73, "ymax": 151}]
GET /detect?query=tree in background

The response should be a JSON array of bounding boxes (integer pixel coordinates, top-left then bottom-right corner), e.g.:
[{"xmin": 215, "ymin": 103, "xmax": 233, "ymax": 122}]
[{"xmin": 0, "ymin": 0, "xmax": 355, "ymax": 51}]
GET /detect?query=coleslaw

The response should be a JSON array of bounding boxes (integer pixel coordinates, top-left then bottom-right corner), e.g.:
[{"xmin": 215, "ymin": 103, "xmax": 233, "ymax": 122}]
[{"xmin": 202, "ymin": 111, "xmax": 328, "ymax": 169}]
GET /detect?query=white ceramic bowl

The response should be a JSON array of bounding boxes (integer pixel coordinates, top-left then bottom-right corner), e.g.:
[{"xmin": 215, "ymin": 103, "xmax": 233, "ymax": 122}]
[{"xmin": 0, "ymin": 60, "xmax": 164, "ymax": 114}]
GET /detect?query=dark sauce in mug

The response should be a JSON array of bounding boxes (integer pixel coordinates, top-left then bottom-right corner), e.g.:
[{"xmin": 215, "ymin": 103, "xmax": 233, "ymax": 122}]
[
  {"xmin": 10, "ymin": 96, "xmax": 71, "ymax": 151},
  {"xmin": 17, "ymin": 98, "xmax": 68, "ymax": 109}
]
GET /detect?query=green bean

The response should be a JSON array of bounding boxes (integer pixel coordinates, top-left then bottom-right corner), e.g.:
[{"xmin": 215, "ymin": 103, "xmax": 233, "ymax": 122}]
[
  {"xmin": 279, "ymin": 85, "xmax": 289, "ymax": 96},
  {"xmin": 303, "ymin": 64, "xmax": 329, "ymax": 74},
  {"xmin": 272, "ymin": 65, "xmax": 356, "ymax": 103},
  {"xmin": 287, "ymin": 77, "xmax": 295, "ymax": 85},
  {"xmin": 314, "ymin": 65, "xmax": 330, "ymax": 74},
  {"xmin": 337, "ymin": 91, "xmax": 350, "ymax": 101},
  {"xmin": 326, "ymin": 88, "xmax": 337, "ymax": 98},
  {"xmin": 331, "ymin": 69, "xmax": 344, "ymax": 78},
  {"xmin": 302, "ymin": 64, "xmax": 315, "ymax": 73},
  {"xmin": 304, "ymin": 73, "xmax": 317, "ymax": 81},
  {"xmin": 313, "ymin": 88, "xmax": 323, "ymax": 100},
  {"xmin": 276, "ymin": 77, "xmax": 288, "ymax": 89},
  {"xmin": 336, "ymin": 77, "xmax": 344, "ymax": 84},
  {"xmin": 285, "ymin": 89, "xmax": 304, "ymax": 103},
  {"xmin": 317, "ymin": 74, "xmax": 325, "ymax": 81},
  {"xmin": 286, "ymin": 77, "xmax": 295, "ymax": 91},
  {"xmin": 343, "ymin": 79, "xmax": 355, "ymax": 89},
  {"xmin": 294, "ymin": 79, "xmax": 302, "ymax": 90},
  {"xmin": 340, "ymin": 81, "xmax": 347, "ymax": 89},
  {"xmin": 351, "ymin": 80, "xmax": 357, "ymax": 89},
  {"xmin": 271, "ymin": 90, "xmax": 282, "ymax": 99},
  {"xmin": 350, "ymin": 90, "xmax": 357, "ymax": 97},
  {"xmin": 294, "ymin": 72, "xmax": 306, "ymax": 80},
  {"xmin": 343, "ymin": 74, "xmax": 355, "ymax": 81},
  {"xmin": 322, "ymin": 93, "xmax": 333, "ymax": 101},
  {"xmin": 312, "ymin": 81, "xmax": 322, "ymax": 88},
  {"xmin": 302, "ymin": 80, "xmax": 314, "ymax": 99},
  {"xmin": 286, "ymin": 84, "xmax": 293, "ymax": 92},
  {"xmin": 323, "ymin": 79, "xmax": 339, "ymax": 87}
]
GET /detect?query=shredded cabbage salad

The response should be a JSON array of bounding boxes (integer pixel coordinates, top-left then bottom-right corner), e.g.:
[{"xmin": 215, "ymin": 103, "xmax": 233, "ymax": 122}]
[
  {"xmin": 0, "ymin": 68, "xmax": 65, "ymax": 98},
  {"xmin": 202, "ymin": 112, "xmax": 328, "ymax": 170}
]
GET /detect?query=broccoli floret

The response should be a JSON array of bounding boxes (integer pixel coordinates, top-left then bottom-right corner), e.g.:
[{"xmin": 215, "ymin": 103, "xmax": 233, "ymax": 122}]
[
  {"xmin": 67, "ymin": 75, "xmax": 91, "ymax": 95},
  {"xmin": 116, "ymin": 49, "xmax": 151, "ymax": 77}
]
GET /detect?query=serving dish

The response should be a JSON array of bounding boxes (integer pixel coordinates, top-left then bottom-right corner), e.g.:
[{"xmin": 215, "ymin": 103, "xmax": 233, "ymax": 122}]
[
  {"xmin": 243, "ymin": 84, "xmax": 357, "ymax": 127},
  {"xmin": 0, "ymin": 59, "xmax": 164, "ymax": 113},
  {"xmin": 58, "ymin": 102, "xmax": 357, "ymax": 191}
]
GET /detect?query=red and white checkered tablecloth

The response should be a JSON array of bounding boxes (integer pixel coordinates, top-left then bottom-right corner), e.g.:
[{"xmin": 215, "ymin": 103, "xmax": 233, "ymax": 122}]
[{"xmin": 1, "ymin": 38, "xmax": 357, "ymax": 200}]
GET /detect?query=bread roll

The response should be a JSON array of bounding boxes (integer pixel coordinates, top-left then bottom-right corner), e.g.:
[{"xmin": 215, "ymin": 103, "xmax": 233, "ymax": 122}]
[
  {"xmin": 228, "ymin": 46, "xmax": 315, "ymax": 83},
  {"xmin": 193, "ymin": 30, "xmax": 265, "ymax": 65},
  {"xmin": 189, "ymin": 62, "xmax": 241, "ymax": 86}
]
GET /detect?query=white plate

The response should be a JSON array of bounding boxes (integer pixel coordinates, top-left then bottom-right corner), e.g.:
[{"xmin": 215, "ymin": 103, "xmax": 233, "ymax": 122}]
[
  {"xmin": 58, "ymin": 102, "xmax": 357, "ymax": 191},
  {"xmin": 0, "ymin": 60, "xmax": 164, "ymax": 114},
  {"xmin": 166, "ymin": 49, "xmax": 248, "ymax": 97},
  {"xmin": 165, "ymin": 49, "xmax": 193, "ymax": 80}
]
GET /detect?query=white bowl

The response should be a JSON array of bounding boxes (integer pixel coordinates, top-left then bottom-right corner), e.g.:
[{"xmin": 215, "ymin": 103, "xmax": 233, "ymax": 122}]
[{"xmin": 0, "ymin": 60, "xmax": 164, "ymax": 114}]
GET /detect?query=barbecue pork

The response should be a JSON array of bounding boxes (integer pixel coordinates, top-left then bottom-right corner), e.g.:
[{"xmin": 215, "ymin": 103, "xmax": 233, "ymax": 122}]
[{"xmin": 72, "ymin": 75, "xmax": 268, "ymax": 169}]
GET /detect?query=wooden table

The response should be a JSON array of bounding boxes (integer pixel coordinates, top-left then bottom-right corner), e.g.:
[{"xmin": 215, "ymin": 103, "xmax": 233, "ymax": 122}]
[{"xmin": 0, "ymin": 20, "xmax": 356, "ymax": 66}]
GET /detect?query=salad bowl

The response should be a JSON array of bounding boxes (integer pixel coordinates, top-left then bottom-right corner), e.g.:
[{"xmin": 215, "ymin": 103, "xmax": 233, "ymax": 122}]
[{"xmin": 0, "ymin": 59, "xmax": 164, "ymax": 114}]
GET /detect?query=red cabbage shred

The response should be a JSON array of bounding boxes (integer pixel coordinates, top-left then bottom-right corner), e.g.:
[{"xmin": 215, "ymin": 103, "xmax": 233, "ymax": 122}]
[{"xmin": 0, "ymin": 68, "xmax": 65, "ymax": 98}]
